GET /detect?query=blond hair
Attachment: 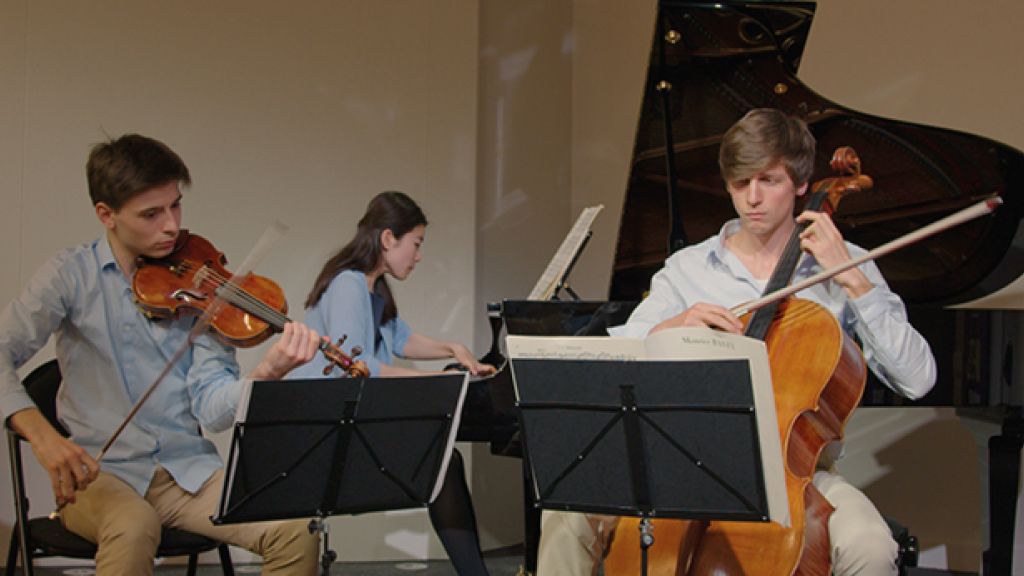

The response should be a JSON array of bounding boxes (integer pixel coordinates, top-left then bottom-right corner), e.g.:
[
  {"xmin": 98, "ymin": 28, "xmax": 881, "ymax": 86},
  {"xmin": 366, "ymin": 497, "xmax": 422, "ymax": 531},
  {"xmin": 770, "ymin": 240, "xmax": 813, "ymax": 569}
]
[{"xmin": 718, "ymin": 108, "xmax": 815, "ymax": 186}]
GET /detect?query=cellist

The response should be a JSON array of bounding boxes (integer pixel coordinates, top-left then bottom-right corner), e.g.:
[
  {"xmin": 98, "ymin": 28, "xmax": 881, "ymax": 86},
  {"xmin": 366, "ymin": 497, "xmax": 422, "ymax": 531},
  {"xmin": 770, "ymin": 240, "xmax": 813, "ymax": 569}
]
[
  {"xmin": 0, "ymin": 134, "xmax": 322, "ymax": 575},
  {"xmin": 538, "ymin": 108, "xmax": 936, "ymax": 576}
]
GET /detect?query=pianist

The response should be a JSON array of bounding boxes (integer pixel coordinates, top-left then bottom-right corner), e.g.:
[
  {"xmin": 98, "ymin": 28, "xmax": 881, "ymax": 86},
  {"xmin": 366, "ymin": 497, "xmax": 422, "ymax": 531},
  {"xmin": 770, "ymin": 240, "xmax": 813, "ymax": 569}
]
[
  {"xmin": 537, "ymin": 108, "xmax": 936, "ymax": 576},
  {"xmin": 289, "ymin": 190, "xmax": 493, "ymax": 575}
]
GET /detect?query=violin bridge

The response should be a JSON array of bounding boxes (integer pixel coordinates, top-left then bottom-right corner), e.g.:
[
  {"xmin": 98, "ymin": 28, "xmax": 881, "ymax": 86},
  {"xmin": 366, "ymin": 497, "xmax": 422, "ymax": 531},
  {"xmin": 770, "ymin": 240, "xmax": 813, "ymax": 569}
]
[{"xmin": 192, "ymin": 264, "xmax": 211, "ymax": 288}]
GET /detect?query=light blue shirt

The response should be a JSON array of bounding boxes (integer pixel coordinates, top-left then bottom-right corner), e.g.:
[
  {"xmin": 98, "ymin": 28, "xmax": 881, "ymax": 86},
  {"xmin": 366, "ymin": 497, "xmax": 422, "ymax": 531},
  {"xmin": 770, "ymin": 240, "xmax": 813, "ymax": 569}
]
[
  {"xmin": 290, "ymin": 269, "xmax": 412, "ymax": 378},
  {"xmin": 612, "ymin": 220, "xmax": 936, "ymax": 400},
  {"xmin": 0, "ymin": 236, "xmax": 245, "ymax": 495}
]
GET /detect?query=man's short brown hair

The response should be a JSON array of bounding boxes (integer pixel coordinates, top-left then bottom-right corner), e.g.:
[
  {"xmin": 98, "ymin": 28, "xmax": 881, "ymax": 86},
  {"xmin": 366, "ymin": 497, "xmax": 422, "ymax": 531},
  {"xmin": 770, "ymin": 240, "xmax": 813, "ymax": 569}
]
[
  {"xmin": 86, "ymin": 134, "xmax": 190, "ymax": 210},
  {"xmin": 718, "ymin": 108, "xmax": 815, "ymax": 186}
]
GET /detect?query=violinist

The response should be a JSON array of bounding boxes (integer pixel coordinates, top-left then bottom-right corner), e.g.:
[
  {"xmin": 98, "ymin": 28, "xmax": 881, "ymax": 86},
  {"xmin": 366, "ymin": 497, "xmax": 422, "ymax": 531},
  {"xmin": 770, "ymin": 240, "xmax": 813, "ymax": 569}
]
[
  {"xmin": 289, "ymin": 191, "xmax": 494, "ymax": 575},
  {"xmin": 0, "ymin": 134, "xmax": 322, "ymax": 575},
  {"xmin": 538, "ymin": 109, "xmax": 937, "ymax": 576}
]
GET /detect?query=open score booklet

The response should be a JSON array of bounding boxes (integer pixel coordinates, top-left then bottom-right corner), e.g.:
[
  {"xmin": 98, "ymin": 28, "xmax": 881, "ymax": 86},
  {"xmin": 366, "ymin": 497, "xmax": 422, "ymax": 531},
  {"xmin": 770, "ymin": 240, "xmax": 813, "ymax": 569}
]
[{"xmin": 506, "ymin": 326, "xmax": 789, "ymax": 527}]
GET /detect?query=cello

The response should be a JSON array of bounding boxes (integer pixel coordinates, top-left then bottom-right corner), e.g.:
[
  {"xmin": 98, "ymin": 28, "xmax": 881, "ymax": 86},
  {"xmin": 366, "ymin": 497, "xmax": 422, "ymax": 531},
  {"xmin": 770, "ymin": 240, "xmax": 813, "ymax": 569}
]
[{"xmin": 605, "ymin": 147, "xmax": 873, "ymax": 575}]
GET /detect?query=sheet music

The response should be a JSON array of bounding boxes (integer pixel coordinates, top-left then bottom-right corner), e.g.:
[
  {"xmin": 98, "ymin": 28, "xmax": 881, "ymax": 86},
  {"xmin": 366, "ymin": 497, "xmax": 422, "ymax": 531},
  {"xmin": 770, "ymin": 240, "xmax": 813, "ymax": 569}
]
[
  {"xmin": 507, "ymin": 327, "xmax": 789, "ymax": 527},
  {"xmin": 528, "ymin": 205, "xmax": 604, "ymax": 301}
]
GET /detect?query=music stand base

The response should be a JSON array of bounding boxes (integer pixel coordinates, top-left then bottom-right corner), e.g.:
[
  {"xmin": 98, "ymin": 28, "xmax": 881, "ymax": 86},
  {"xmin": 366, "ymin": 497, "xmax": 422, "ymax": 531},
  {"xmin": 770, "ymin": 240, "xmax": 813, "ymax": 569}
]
[{"xmin": 309, "ymin": 517, "xmax": 337, "ymax": 576}]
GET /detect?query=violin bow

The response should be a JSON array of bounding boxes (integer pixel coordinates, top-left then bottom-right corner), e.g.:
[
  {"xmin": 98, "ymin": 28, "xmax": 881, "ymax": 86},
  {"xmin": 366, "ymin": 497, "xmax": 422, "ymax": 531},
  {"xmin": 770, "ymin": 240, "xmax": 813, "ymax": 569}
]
[
  {"xmin": 96, "ymin": 221, "xmax": 289, "ymax": 462},
  {"xmin": 730, "ymin": 197, "xmax": 1003, "ymax": 318}
]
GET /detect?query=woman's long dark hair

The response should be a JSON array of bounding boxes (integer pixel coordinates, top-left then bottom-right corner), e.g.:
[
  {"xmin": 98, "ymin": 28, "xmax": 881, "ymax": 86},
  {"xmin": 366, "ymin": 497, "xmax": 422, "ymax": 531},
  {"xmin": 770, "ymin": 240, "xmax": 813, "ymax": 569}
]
[{"xmin": 305, "ymin": 191, "xmax": 427, "ymax": 325}]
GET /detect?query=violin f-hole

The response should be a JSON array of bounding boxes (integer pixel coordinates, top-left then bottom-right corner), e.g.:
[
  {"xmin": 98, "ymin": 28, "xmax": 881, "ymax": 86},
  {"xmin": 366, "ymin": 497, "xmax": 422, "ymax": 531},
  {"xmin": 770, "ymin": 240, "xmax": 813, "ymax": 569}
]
[{"xmin": 170, "ymin": 288, "xmax": 207, "ymax": 304}]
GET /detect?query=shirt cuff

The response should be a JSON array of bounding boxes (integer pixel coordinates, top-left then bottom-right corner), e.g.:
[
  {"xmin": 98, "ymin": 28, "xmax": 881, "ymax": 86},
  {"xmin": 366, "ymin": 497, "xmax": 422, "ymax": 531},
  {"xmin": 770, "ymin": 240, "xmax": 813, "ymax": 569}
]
[
  {"xmin": 849, "ymin": 285, "xmax": 886, "ymax": 323},
  {"xmin": 0, "ymin": 393, "xmax": 39, "ymax": 427},
  {"xmin": 606, "ymin": 323, "xmax": 627, "ymax": 337}
]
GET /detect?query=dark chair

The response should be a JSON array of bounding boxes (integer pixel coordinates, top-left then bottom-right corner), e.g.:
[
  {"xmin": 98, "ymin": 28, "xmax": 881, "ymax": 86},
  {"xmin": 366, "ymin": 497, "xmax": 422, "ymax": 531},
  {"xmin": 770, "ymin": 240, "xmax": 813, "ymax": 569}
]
[
  {"xmin": 5, "ymin": 359, "xmax": 234, "ymax": 576},
  {"xmin": 884, "ymin": 516, "xmax": 920, "ymax": 576}
]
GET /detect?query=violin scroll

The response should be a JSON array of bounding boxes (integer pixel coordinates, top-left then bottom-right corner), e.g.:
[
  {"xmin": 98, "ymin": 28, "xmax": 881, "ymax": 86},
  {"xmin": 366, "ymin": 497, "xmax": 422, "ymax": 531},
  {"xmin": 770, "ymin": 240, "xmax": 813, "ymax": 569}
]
[{"xmin": 321, "ymin": 336, "xmax": 369, "ymax": 378}]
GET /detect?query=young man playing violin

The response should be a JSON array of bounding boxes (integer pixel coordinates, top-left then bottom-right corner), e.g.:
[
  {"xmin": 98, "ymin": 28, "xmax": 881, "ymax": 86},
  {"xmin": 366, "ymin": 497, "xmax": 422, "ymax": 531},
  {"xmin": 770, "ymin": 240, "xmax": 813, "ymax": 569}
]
[
  {"xmin": 538, "ymin": 108, "xmax": 937, "ymax": 576},
  {"xmin": 0, "ymin": 134, "xmax": 322, "ymax": 575}
]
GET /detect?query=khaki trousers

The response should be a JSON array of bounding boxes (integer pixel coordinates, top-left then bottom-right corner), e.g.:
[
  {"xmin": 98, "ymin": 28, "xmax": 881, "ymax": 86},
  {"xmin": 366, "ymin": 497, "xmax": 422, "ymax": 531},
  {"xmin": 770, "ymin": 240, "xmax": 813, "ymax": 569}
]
[
  {"xmin": 537, "ymin": 471, "xmax": 898, "ymax": 576},
  {"xmin": 62, "ymin": 467, "xmax": 318, "ymax": 576}
]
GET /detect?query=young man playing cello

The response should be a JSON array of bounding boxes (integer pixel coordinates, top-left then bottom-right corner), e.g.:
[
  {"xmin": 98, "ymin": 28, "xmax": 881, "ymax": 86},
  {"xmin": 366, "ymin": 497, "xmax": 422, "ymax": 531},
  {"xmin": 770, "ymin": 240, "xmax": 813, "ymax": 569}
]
[
  {"xmin": 0, "ymin": 134, "xmax": 322, "ymax": 575},
  {"xmin": 537, "ymin": 108, "xmax": 936, "ymax": 575}
]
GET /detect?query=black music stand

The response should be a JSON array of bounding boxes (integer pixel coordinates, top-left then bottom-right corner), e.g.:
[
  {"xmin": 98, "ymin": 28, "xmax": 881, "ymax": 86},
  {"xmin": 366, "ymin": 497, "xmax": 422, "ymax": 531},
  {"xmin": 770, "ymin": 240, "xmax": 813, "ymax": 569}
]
[
  {"xmin": 510, "ymin": 357, "xmax": 784, "ymax": 576},
  {"xmin": 212, "ymin": 374, "xmax": 468, "ymax": 576}
]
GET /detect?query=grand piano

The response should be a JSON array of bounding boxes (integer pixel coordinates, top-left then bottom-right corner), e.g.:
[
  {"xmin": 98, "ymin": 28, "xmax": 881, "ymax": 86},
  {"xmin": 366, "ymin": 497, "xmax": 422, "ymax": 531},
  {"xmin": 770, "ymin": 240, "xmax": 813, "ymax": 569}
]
[{"xmin": 462, "ymin": 1, "xmax": 1024, "ymax": 574}]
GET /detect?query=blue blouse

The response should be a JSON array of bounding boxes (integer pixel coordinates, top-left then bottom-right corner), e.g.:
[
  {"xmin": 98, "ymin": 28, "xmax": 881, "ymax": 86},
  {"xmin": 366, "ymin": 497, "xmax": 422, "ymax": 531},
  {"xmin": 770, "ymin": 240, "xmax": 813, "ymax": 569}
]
[{"xmin": 290, "ymin": 269, "xmax": 412, "ymax": 378}]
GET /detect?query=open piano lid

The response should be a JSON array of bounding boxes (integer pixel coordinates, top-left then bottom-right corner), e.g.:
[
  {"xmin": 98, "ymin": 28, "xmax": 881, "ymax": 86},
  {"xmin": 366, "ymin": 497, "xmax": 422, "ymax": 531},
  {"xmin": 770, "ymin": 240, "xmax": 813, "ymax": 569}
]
[{"xmin": 610, "ymin": 0, "xmax": 1024, "ymax": 308}]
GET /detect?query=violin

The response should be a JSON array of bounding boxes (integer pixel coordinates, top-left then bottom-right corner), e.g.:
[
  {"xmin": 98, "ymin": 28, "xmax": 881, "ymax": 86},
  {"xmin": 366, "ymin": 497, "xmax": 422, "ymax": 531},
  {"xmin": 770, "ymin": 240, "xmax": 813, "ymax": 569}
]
[{"xmin": 132, "ymin": 230, "xmax": 369, "ymax": 378}]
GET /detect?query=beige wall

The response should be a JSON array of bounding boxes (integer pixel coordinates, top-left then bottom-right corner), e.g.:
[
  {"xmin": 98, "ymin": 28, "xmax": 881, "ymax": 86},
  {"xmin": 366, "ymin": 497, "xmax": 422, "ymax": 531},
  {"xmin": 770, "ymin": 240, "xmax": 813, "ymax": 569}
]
[
  {"xmin": 472, "ymin": 0, "xmax": 575, "ymax": 549},
  {"xmin": 2, "ymin": 0, "xmax": 1021, "ymax": 570}
]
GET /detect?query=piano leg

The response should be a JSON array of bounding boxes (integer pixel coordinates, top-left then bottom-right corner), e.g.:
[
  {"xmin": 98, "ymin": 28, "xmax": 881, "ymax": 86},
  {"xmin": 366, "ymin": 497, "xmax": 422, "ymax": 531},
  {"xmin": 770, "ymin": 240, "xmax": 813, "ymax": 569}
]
[{"xmin": 983, "ymin": 408, "xmax": 1024, "ymax": 575}]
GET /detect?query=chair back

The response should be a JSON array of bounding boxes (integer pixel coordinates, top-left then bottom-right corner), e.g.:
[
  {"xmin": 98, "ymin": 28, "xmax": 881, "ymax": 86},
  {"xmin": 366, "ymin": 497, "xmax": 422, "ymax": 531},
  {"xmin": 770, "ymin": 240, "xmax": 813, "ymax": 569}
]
[{"xmin": 19, "ymin": 359, "xmax": 67, "ymax": 436}]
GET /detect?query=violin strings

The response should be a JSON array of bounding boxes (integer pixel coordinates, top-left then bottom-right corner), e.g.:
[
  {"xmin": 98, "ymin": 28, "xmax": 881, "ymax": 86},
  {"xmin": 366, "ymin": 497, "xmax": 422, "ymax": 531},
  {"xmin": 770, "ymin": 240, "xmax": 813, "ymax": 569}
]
[
  {"xmin": 171, "ymin": 260, "xmax": 290, "ymax": 328},
  {"xmin": 188, "ymin": 267, "xmax": 353, "ymax": 362},
  {"xmin": 206, "ymin": 274, "xmax": 289, "ymax": 326}
]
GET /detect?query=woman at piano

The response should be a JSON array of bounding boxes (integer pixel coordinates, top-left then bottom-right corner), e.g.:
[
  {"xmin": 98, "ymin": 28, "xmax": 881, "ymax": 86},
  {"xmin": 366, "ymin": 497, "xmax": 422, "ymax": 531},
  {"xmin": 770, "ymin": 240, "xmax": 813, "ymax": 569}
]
[{"xmin": 290, "ymin": 190, "xmax": 494, "ymax": 576}]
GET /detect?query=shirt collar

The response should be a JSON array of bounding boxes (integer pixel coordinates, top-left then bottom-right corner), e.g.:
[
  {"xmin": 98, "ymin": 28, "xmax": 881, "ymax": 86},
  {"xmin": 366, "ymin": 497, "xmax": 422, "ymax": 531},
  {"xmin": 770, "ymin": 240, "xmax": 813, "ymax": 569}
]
[
  {"xmin": 96, "ymin": 234, "xmax": 137, "ymax": 286},
  {"xmin": 707, "ymin": 219, "xmax": 742, "ymax": 269},
  {"xmin": 709, "ymin": 218, "xmax": 819, "ymax": 280},
  {"xmin": 96, "ymin": 234, "xmax": 119, "ymax": 272}
]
